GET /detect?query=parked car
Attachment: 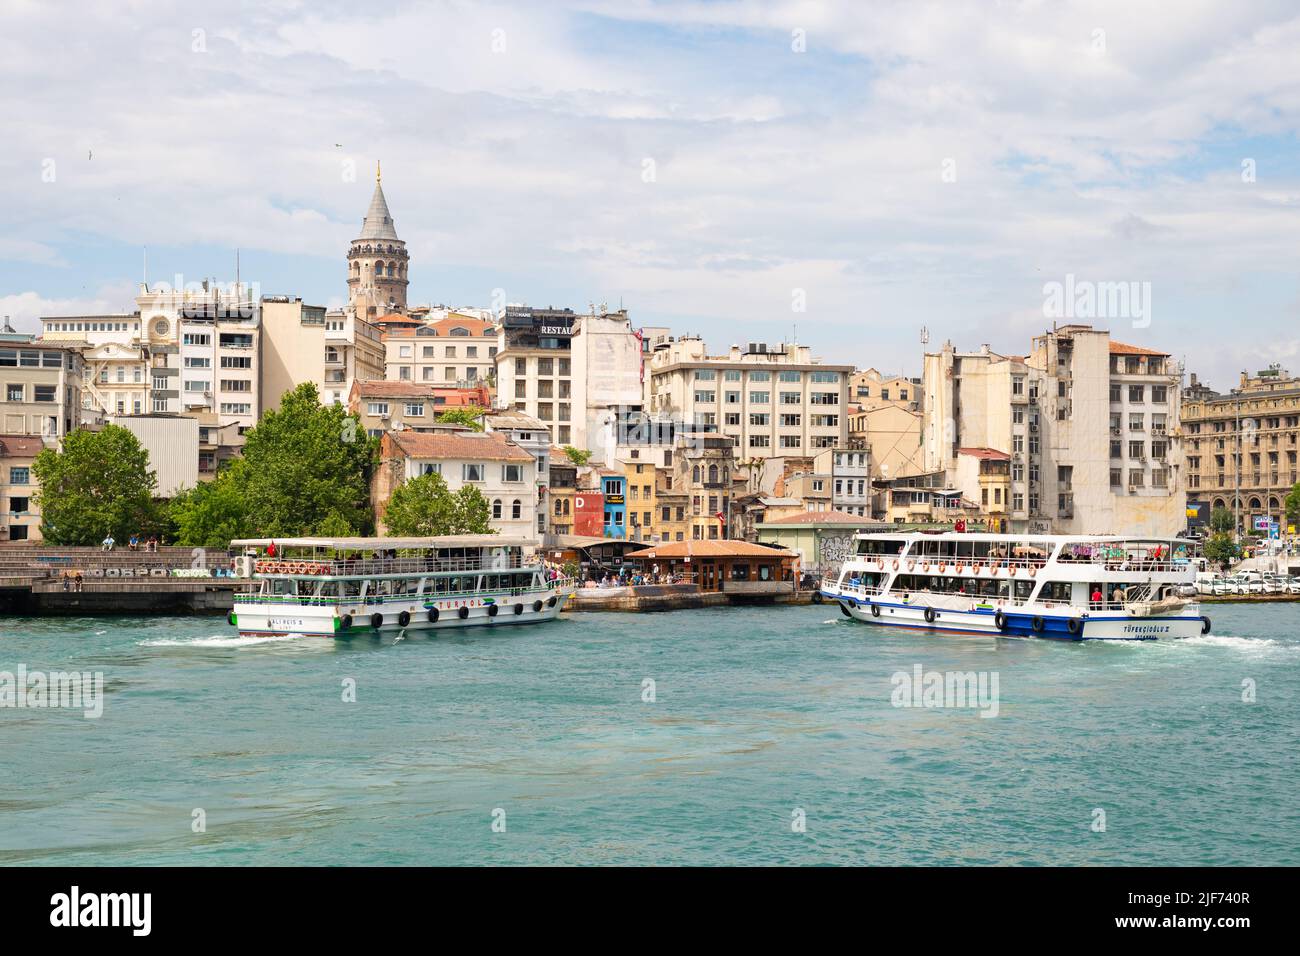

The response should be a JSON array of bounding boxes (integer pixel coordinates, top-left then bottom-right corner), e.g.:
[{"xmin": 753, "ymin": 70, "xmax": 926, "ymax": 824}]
[
  {"xmin": 1286, "ymin": 577, "xmax": 1300, "ymax": 595},
  {"xmin": 1261, "ymin": 573, "xmax": 1289, "ymax": 594},
  {"xmin": 1210, "ymin": 576, "xmax": 1239, "ymax": 596}
]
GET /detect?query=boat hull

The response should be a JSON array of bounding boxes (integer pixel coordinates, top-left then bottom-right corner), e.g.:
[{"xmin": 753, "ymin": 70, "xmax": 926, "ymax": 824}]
[
  {"xmin": 827, "ymin": 592, "xmax": 1206, "ymax": 641},
  {"xmin": 231, "ymin": 591, "xmax": 571, "ymax": 638}
]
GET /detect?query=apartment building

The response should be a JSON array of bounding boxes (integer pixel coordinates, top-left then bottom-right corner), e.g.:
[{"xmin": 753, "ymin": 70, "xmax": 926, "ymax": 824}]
[
  {"xmin": 1181, "ymin": 364, "xmax": 1300, "ymax": 532},
  {"xmin": 921, "ymin": 325, "xmax": 1184, "ymax": 536},
  {"xmin": 647, "ymin": 339, "xmax": 852, "ymax": 462},
  {"xmin": 0, "ymin": 342, "xmax": 84, "ymax": 439},
  {"xmin": 547, "ymin": 453, "xmax": 579, "ymax": 536},
  {"xmin": 485, "ymin": 409, "xmax": 551, "ymax": 538},
  {"xmin": 815, "ymin": 445, "xmax": 872, "ymax": 516},
  {"xmin": 40, "ymin": 311, "xmax": 144, "ymax": 420},
  {"xmin": 373, "ymin": 430, "xmax": 538, "ymax": 540},
  {"xmin": 847, "ymin": 368, "xmax": 923, "ymax": 480},
  {"xmin": 670, "ymin": 433, "xmax": 738, "ymax": 540},
  {"xmin": 350, "ymin": 381, "xmax": 491, "ymax": 436},
  {"xmin": 384, "ymin": 314, "xmax": 498, "ymax": 386},
  {"xmin": 621, "ymin": 458, "xmax": 658, "ymax": 544},
  {"xmin": 0, "ymin": 434, "xmax": 43, "ymax": 542},
  {"xmin": 260, "ymin": 297, "xmax": 384, "ymax": 410},
  {"xmin": 496, "ymin": 306, "xmax": 646, "ymax": 456}
]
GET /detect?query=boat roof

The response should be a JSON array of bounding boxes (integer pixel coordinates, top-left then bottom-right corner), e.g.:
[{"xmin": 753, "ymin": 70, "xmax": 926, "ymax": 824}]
[
  {"xmin": 853, "ymin": 531, "xmax": 1195, "ymax": 545},
  {"xmin": 230, "ymin": 535, "xmax": 534, "ymax": 550}
]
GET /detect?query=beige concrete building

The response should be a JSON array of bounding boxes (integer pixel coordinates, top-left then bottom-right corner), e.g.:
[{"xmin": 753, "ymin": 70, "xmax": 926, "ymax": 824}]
[
  {"xmin": 850, "ymin": 368, "xmax": 920, "ymax": 408},
  {"xmin": 0, "ymin": 433, "xmax": 44, "ymax": 542},
  {"xmin": 1181, "ymin": 364, "xmax": 1300, "ymax": 532},
  {"xmin": 260, "ymin": 298, "xmax": 384, "ymax": 410},
  {"xmin": 0, "ymin": 342, "xmax": 85, "ymax": 439},
  {"xmin": 349, "ymin": 381, "xmax": 492, "ymax": 437},
  {"xmin": 384, "ymin": 314, "xmax": 498, "ymax": 386},
  {"xmin": 647, "ymin": 339, "xmax": 852, "ymax": 462},
  {"xmin": 921, "ymin": 325, "xmax": 1184, "ymax": 536}
]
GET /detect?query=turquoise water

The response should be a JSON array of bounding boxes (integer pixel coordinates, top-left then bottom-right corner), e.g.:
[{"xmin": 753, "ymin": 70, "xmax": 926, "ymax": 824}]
[{"xmin": 1, "ymin": 604, "xmax": 1298, "ymax": 866}]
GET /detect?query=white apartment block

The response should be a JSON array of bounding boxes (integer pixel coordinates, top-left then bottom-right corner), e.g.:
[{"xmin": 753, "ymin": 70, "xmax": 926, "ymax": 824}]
[
  {"xmin": 815, "ymin": 445, "xmax": 873, "ymax": 516},
  {"xmin": 921, "ymin": 324, "xmax": 1184, "ymax": 536},
  {"xmin": 647, "ymin": 339, "xmax": 853, "ymax": 462}
]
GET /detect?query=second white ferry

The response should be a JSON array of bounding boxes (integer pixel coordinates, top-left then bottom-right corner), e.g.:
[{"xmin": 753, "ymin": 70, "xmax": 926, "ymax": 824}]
[{"xmin": 821, "ymin": 532, "xmax": 1209, "ymax": 640}]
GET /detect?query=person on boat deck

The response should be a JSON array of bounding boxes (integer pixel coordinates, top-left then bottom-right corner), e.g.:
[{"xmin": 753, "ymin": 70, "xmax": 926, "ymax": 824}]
[
  {"xmin": 266, "ymin": 540, "xmax": 277, "ymax": 558},
  {"xmin": 849, "ymin": 574, "xmax": 861, "ymax": 587},
  {"xmin": 1111, "ymin": 586, "xmax": 1125, "ymax": 605},
  {"xmin": 1091, "ymin": 587, "xmax": 1103, "ymax": 608}
]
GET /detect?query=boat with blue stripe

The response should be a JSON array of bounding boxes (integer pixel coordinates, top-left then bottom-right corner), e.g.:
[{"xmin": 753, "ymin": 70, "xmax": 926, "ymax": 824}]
[{"xmin": 821, "ymin": 531, "xmax": 1208, "ymax": 641}]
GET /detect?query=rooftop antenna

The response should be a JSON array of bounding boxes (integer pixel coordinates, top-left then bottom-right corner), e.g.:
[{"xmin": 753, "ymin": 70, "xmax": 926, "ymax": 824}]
[
  {"xmin": 920, "ymin": 325, "xmax": 930, "ymax": 345},
  {"xmin": 142, "ymin": 247, "xmax": 148, "ymax": 292}
]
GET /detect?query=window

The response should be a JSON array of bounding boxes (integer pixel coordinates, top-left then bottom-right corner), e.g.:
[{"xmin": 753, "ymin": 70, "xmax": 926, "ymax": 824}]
[
  {"xmin": 463, "ymin": 463, "xmax": 485, "ymax": 481},
  {"xmin": 810, "ymin": 392, "xmax": 839, "ymax": 405},
  {"xmin": 9, "ymin": 467, "xmax": 29, "ymax": 485},
  {"xmin": 749, "ymin": 435, "xmax": 770, "ymax": 448},
  {"xmin": 220, "ymin": 403, "xmax": 251, "ymax": 414},
  {"xmin": 404, "ymin": 402, "xmax": 424, "ymax": 416},
  {"xmin": 512, "ymin": 499, "xmax": 522, "ymax": 519},
  {"xmin": 419, "ymin": 463, "xmax": 442, "ymax": 476},
  {"xmin": 184, "ymin": 380, "xmax": 210, "ymax": 393},
  {"xmin": 492, "ymin": 499, "xmax": 502, "ymax": 519},
  {"xmin": 184, "ymin": 356, "xmax": 211, "ymax": 368},
  {"xmin": 33, "ymin": 385, "xmax": 56, "ymax": 402},
  {"xmin": 694, "ymin": 390, "xmax": 716, "ymax": 403},
  {"xmin": 749, "ymin": 391, "xmax": 769, "ymax": 404},
  {"xmin": 780, "ymin": 391, "xmax": 801, "ymax": 405},
  {"xmin": 749, "ymin": 413, "xmax": 769, "ymax": 426},
  {"xmin": 220, "ymin": 380, "xmax": 251, "ymax": 392},
  {"xmin": 5, "ymin": 385, "xmax": 23, "ymax": 401},
  {"xmin": 220, "ymin": 355, "xmax": 252, "ymax": 369},
  {"xmin": 368, "ymin": 402, "xmax": 390, "ymax": 416},
  {"xmin": 503, "ymin": 463, "xmax": 524, "ymax": 482}
]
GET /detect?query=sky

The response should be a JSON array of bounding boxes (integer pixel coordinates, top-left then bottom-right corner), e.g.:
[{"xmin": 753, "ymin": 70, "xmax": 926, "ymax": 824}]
[{"xmin": 2, "ymin": 0, "xmax": 1299, "ymax": 389}]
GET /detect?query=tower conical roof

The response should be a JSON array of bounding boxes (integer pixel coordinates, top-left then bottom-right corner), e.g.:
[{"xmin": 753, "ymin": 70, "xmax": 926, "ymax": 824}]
[{"xmin": 359, "ymin": 172, "xmax": 399, "ymax": 241}]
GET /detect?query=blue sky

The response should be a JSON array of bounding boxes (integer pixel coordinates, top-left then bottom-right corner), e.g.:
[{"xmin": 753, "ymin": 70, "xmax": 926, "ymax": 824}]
[{"xmin": 2, "ymin": 0, "xmax": 1300, "ymax": 387}]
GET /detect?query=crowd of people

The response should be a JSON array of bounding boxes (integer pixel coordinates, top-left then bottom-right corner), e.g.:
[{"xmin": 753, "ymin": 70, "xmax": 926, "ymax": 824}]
[{"xmin": 580, "ymin": 565, "xmax": 683, "ymax": 588}]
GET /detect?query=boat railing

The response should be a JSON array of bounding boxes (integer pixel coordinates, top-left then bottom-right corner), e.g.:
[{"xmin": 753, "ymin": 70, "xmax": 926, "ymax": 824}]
[
  {"xmin": 824, "ymin": 579, "xmax": 884, "ymax": 598},
  {"xmin": 233, "ymin": 577, "xmax": 573, "ymax": 606},
  {"xmin": 252, "ymin": 554, "xmax": 526, "ymax": 577}
]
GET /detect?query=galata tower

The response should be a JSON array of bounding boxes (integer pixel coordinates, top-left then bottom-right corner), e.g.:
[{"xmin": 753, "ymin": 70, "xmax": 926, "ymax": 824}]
[{"xmin": 346, "ymin": 161, "xmax": 409, "ymax": 318}]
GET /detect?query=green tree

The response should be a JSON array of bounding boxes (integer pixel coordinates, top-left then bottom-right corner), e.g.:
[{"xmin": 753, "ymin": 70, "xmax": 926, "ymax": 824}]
[
  {"xmin": 435, "ymin": 407, "xmax": 485, "ymax": 431},
  {"xmin": 168, "ymin": 383, "xmax": 376, "ymax": 546},
  {"xmin": 381, "ymin": 470, "xmax": 493, "ymax": 536},
  {"xmin": 1204, "ymin": 532, "xmax": 1241, "ymax": 570},
  {"xmin": 168, "ymin": 461, "xmax": 252, "ymax": 547},
  {"xmin": 1209, "ymin": 506, "xmax": 1235, "ymax": 534},
  {"xmin": 32, "ymin": 425, "xmax": 161, "ymax": 544},
  {"xmin": 240, "ymin": 383, "xmax": 377, "ymax": 537},
  {"xmin": 562, "ymin": 446, "xmax": 592, "ymax": 466},
  {"xmin": 1285, "ymin": 482, "xmax": 1300, "ymax": 527}
]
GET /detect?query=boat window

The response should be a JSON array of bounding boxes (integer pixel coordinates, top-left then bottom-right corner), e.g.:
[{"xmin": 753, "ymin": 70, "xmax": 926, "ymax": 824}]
[{"xmin": 1014, "ymin": 580, "xmax": 1034, "ymax": 600}]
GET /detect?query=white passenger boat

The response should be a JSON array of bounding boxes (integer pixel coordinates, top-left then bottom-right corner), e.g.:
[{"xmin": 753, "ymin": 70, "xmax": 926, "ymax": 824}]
[
  {"xmin": 227, "ymin": 536, "xmax": 572, "ymax": 638},
  {"xmin": 821, "ymin": 532, "xmax": 1209, "ymax": 640}
]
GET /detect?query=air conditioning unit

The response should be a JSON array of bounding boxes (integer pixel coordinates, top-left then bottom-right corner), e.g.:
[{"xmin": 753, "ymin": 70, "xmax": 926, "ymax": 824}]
[
  {"xmin": 1029, "ymin": 395, "xmax": 1038, "ymax": 405},
  {"xmin": 231, "ymin": 555, "xmax": 254, "ymax": 578}
]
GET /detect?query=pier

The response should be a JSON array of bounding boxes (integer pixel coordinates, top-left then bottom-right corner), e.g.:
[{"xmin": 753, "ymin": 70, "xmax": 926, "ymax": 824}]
[{"xmin": 0, "ymin": 545, "xmax": 237, "ymax": 615}]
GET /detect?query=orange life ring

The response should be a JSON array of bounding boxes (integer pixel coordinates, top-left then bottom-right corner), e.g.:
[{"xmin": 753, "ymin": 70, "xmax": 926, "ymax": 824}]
[
  {"xmin": 907, "ymin": 560, "xmax": 916, "ymax": 571},
  {"xmin": 1029, "ymin": 567, "xmax": 1037, "ymax": 577},
  {"xmin": 956, "ymin": 563, "xmax": 965, "ymax": 574},
  {"xmin": 922, "ymin": 562, "xmax": 931, "ymax": 572},
  {"xmin": 892, "ymin": 560, "xmax": 900, "ymax": 571},
  {"xmin": 1010, "ymin": 566, "xmax": 1018, "ymax": 576},
  {"xmin": 876, "ymin": 559, "xmax": 884, "ymax": 570}
]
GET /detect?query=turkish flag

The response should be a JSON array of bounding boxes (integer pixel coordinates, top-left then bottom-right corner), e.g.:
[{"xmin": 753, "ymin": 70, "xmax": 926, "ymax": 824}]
[{"xmin": 955, "ymin": 519, "xmax": 966, "ymax": 533}]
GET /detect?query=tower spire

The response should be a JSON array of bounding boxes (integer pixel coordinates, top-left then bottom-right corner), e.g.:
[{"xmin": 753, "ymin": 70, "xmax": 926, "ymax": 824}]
[{"xmin": 376, "ymin": 160, "xmax": 381, "ymax": 183}]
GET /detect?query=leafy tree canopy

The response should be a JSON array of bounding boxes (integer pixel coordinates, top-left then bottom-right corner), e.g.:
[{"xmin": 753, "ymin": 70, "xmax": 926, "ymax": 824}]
[
  {"xmin": 169, "ymin": 383, "xmax": 376, "ymax": 546},
  {"xmin": 434, "ymin": 407, "xmax": 486, "ymax": 431},
  {"xmin": 1285, "ymin": 482, "xmax": 1300, "ymax": 525},
  {"xmin": 382, "ymin": 471, "xmax": 494, "ymax": 537},
  {"xmin": 1204, "ymin": 532, "xmax": 1241, "ymax": 570},
  {"xmin": 562, "ymin": 446, "xmax": 592, "ymax": 466},
  {"xmin": 32, "ymin": 424, "xmax": 161, "ymax": 545},
  {"xmin": 1209, "ymin": 506, "xmax": 1235, "ymax": 534}
]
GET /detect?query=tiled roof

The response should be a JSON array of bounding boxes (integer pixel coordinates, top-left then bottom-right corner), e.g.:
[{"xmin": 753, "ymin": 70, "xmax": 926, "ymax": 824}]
[
  {"xmin": 958, "ymin": 446, "xmax": 1010, "ymax": 460},
  {"xmin": 760, "ymin": 509, "xmax": 871, "ymax": 526},
  {"xmin": 389, "ymin": 430, "xmax": 532, "ymax": 463},
  {"xmin": 354, "ymin": 380, "xmax": 488, "ymax": 400},
  {"xmin": 385, "ymin": 315, "xmax": 497, "ymax": 337},
  {"xmin": 0, "ymin": 434, "xmax": 44, "ymax": 457},
  {"xmin": 626, "ymin": 540, "xmax": 798, "ymax": 559},
  {"xmin": 1109, "ymin": 341, "xmax": 1170, "ymax": 356}
]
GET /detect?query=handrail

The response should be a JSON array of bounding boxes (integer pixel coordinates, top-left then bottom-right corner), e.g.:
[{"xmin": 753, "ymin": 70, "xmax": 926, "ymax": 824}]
[
  {"xmin": 252, "ymin": 555, "xmax": 526, "ymax": 576},
  {"xmin": 234, "ymin": 578, "xmax": 573, "ymax": 605}
]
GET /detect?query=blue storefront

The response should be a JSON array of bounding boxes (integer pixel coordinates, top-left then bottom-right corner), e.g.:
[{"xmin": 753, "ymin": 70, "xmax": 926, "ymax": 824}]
[{"xmin": 602, "ymin": 475, "xmax": 626, "ymax": 539}]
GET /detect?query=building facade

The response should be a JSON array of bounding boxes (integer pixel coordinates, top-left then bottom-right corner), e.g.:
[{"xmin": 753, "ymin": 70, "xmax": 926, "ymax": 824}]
[
  {"xmin": 647, "ymin": 339, "xmax": 852, "ymax": 463},
  {"xmin": 384, "ymin": 314, "xmax": 498, "ymax": 387},
  {"xmin": 0, "ymin": 434, "xmax": 43, "ymax": 542},
  {"xmin": 1181, "ymin": 364, "xmax": 1300, "ymax": 533},
  {"xmin": 373, "ymin": 430, "xmax": 538, "ymax": 539}
]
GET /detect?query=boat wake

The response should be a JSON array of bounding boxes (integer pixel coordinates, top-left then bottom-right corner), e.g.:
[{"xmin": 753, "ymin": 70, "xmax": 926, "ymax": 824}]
[
  {"xmin": 1179, "ymin": 634, "xmax": 1294, "ymax": 653},
  {"xmin": 138, "ymin": 633, "xmax": 313, "ymax": 648}
]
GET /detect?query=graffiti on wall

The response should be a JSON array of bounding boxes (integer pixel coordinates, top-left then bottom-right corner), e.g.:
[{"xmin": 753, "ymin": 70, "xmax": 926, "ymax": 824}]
[{"xmin": 819, "ymin": 532, "xmax": 857, "ymax": 575}]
